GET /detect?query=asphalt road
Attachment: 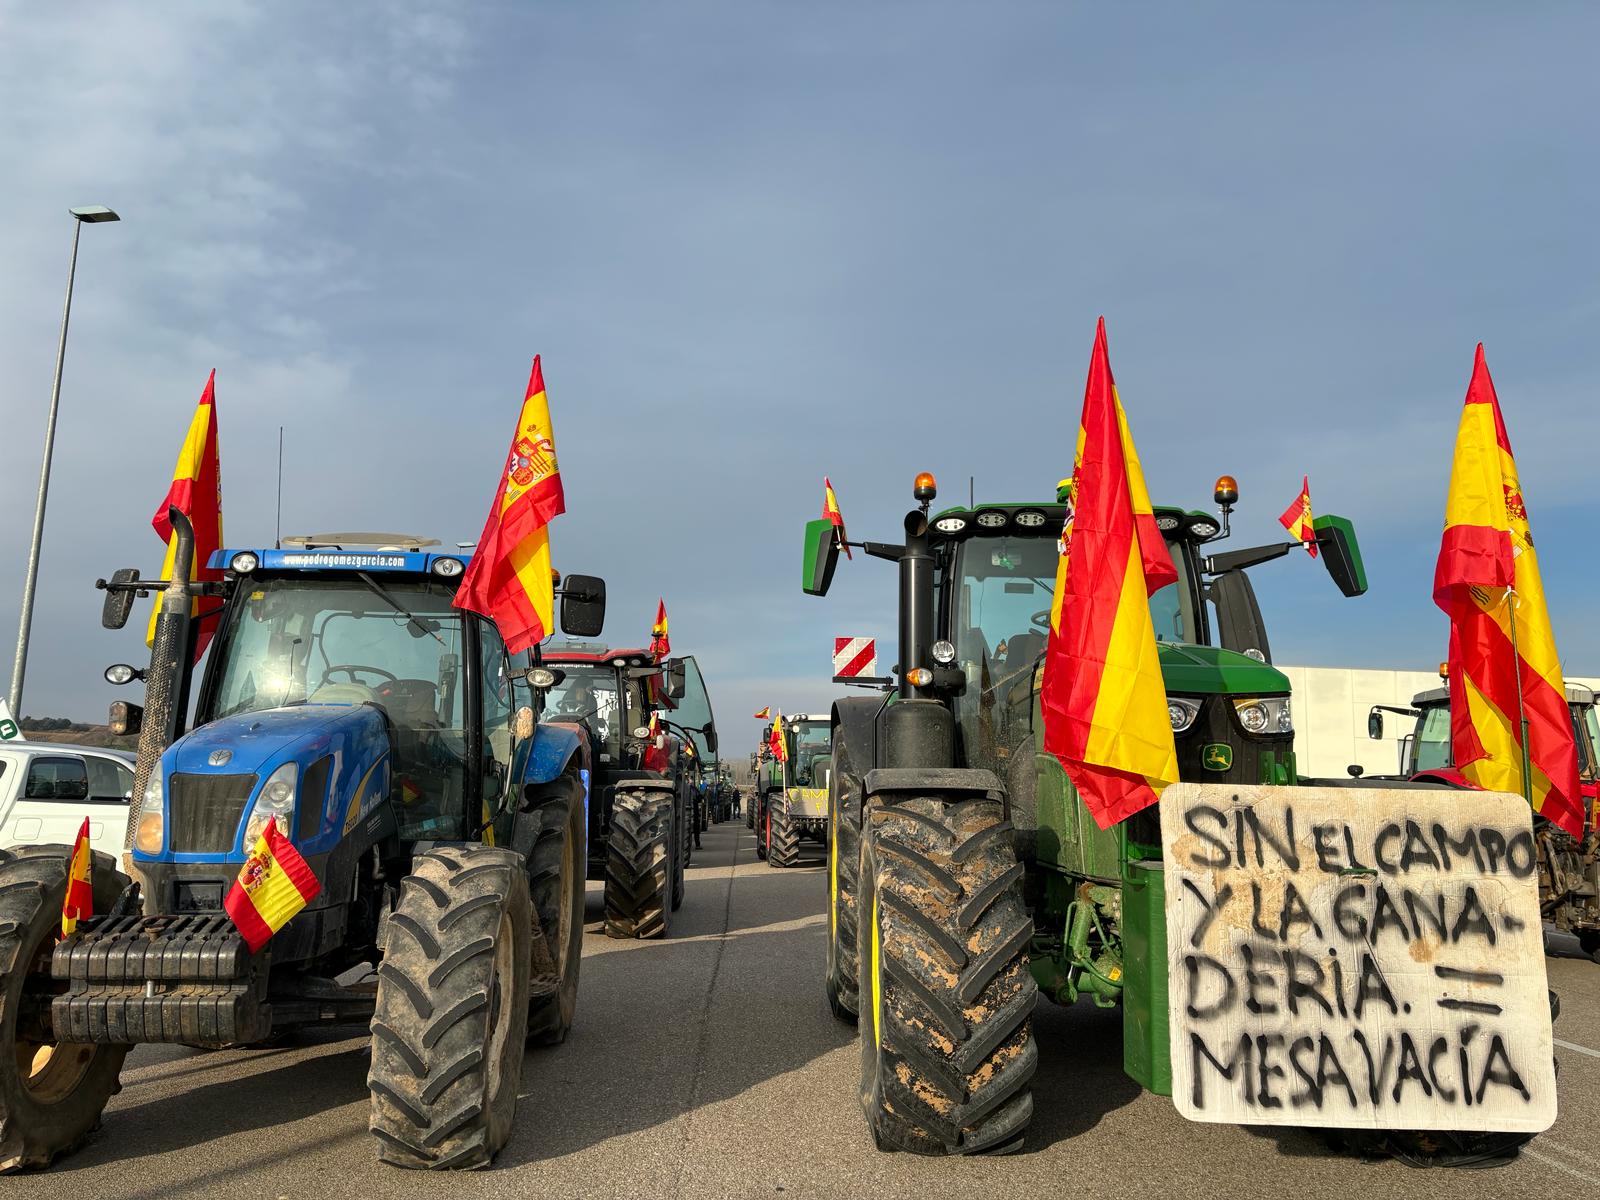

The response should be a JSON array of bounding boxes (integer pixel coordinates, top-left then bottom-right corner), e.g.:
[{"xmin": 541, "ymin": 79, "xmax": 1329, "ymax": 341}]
[{"xmin": 9, "ymin": 821, "xmax": 1600, "ymax": 1199}]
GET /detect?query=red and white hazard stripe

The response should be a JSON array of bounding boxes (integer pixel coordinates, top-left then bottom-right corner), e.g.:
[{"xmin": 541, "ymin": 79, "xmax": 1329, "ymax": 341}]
[{"xmin": 832, "ymin": 637, "xmax": 877, "ymax": 679}]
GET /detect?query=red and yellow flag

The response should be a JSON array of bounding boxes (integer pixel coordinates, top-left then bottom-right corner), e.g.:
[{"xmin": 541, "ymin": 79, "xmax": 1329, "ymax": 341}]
[
  {"xmin": 1041, "ymin": 318, "xmax": 1179, "ymax": 830},
  {"xmin": 753, "ymin": 705, "xmax": 771, "ymax": 720},
  {"xmin": 823, "ymin": 478, "xmax": 852, "ymax": 559},
  {"xmin": 224, "ymin": 817, "xmax": 321, "ymax": 953},
  {"xmin": 61, "ymin": 817, "xmax": 92, "ymax": 938},
  {"xmin": 651, "ymin": 598, "xmax": 671, "ymax": 660},
  {"xmin": 768, "ymin": 711, "xmax": 789, "ymax": 763},
  {"xmin": 454, "ymin": 357, "xmax": 566, "ymax": 654},
  {"xmin": 1433, "ymin": 345, "xmax": 1581, "ymax": 837},
  {"xmin": 1279, "ymin": 476, "xmax": 1318, "ymax": 558},
  {"xmin": 149, "ymin": 371, "xmax": 223, "ymax": 662}
]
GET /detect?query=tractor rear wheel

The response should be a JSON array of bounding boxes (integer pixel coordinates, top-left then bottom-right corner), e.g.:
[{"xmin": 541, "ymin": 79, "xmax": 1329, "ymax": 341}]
[
  {"xmin": 825, "ymin": 737, "xmax": 861, "ymax": 1022},
  {"xmin": 525, "ymin": 766, "xmax": 586, "ymax": 1045},
  {"xmin": 745, "ymin": 800, "xmax": 754, "ymax": 830},
  {"xmin": 604, "ymin": 790, "xmax": 673, "ymax": 939},
  {"xmin": 755, "ymin": 794, "xmax": 771, "ymax": 861},
  {"xmin": 369, "ymin": 845, "xmax": 532, "ymax": 1169},
  {"xmin": 856, "ymin": 790, "xmax": 1036, "ymax": 1155},
  {"xmin": 768, "ymin": 800, "xmax": 799, "ymax": 868},
  {"xmin": 0, "ymin": 846, "xmax": 131, "ymax": 1174}
]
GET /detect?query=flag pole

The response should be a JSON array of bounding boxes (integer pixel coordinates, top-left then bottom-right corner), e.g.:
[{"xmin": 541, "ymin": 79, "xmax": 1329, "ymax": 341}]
[{"xmin": 1506, "ymin": 587, "xmax": 1533, "ymax": 805}]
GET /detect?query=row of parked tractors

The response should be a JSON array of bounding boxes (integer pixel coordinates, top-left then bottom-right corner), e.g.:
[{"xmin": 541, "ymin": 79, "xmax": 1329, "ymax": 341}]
[{"xmin": 0, "ymin": 522, "xmax": 727, "ymax": 1172}]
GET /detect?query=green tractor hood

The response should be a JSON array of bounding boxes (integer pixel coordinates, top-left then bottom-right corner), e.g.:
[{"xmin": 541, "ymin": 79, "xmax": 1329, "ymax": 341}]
[{"xmin": 1157, "ymin": 642, "xmax": 1288, "ymax": 696}]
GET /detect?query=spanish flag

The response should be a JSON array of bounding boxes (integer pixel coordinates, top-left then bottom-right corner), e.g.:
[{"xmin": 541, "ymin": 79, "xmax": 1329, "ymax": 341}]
[
  {"xmin": 753, "ymin": 706, "xmax": 771, "ymax": 720},
  {"xmin": 651, "ymin": 598, "xmax": 671, "ymax": 660},
  {"xmin": 823, "ymin": 478, "xmax": 852, "ymax": 559},
  {"xmin": 224, "ymin": 817, "xmax": 321, "ymax": 953},
  {"xmin": 1041, "ymin": 318, "xmax": 1179, "ymax": 830},
  {"xmin": 1279, "ymin": 476, "xmax": 1318, "ymax": 558},
  {"xmin": 149, "ymin": 371, "xmax": 223, "ymax": 662},
  {"xmin": 454, "ymin": 357, "xmax": 566, "ymax": 654},
  {"xmin": 61, "ymin": 817, "xmax": 92, "ymax": 938},
  {"xmin": 769, "ymin": 711, "xmax": 789, "ymax": 763},
  {"xmin": 1433, "ymin": 345, "xmax": 1581, "ymax": 837}
]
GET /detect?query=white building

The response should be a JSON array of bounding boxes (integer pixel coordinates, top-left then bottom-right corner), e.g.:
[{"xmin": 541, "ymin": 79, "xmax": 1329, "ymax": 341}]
[{"xmin": 1280, "ymin": 665, "xmax": 1600, "ymax": 779}]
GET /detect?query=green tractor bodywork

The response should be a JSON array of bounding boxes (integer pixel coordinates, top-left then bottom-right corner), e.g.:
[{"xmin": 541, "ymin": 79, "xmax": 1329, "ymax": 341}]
[{"xmin": 803, "ymin": 482, "xmax": 1367, "ymax": 1133}]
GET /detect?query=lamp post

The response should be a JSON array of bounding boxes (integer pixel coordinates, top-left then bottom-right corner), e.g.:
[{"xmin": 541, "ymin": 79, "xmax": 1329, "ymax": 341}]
[{"xmin": 7, "ymin": 205, "xmax": 120, "ymax": 718}]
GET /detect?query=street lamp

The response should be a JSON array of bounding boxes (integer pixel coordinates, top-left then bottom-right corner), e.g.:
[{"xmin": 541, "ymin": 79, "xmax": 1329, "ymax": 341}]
[{"xmin": 7, "ymin": 206, "xmax": 121, "ymax": 718}]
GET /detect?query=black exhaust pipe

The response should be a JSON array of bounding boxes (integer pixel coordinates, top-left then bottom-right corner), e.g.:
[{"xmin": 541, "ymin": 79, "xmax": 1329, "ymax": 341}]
[{"xmin": 124, "ymin": 507, "xmax": 195, "ymax": 865}]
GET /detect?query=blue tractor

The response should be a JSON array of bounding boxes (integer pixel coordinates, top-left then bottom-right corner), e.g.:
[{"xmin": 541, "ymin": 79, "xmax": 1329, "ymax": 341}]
[{"xmin": 0, "ymin": 516, "xmax": 606, "ymax": 1172}]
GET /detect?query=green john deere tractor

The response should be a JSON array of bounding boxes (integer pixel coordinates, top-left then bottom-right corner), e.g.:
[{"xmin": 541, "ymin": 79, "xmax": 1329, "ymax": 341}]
[{"xmin": 801, "ymin": 471, "xmax": 1509, "ymax": 1158}]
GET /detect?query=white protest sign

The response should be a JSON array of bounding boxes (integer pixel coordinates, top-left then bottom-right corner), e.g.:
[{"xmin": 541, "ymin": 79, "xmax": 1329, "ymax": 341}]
[
  {"xmin": 0, "ymin": 698, "xmax": 19, "ymax": 742},
  {"xmin": 1161, "ymin": 782, "xmax": 1555, "ymax": 1133}
]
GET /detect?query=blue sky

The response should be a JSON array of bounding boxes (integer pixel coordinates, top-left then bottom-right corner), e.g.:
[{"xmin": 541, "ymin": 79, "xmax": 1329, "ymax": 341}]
[{"xmin": 2, "ymin": 2, "xmax": 1597, "ymax": 744}]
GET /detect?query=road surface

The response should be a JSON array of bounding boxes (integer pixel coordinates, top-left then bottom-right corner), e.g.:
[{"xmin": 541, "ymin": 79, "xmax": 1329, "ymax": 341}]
[{"xmin": 10, "ymin": 821, "xmax": 1599, "ymax": 1198}]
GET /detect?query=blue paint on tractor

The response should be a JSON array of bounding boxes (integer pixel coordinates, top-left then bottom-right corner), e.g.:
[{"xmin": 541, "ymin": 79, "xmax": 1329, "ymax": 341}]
[
  {"xmin": 135, "ymin": 703, "xmax": 391, "ymax": 865},
  {"xmin": 514, "ymin": 722, "xmax": 588, "ymax": 848}
]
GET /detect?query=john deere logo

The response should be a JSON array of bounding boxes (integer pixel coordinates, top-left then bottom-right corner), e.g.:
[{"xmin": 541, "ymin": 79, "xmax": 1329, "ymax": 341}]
[{"xmin": 1202, "ymin": 744, "xmax": 1233, "ymax": 772}]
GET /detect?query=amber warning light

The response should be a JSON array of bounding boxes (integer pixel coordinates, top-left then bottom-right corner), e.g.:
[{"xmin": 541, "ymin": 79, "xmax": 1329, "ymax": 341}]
[{"xmin": 913, "ymin": 472, "xmax": 938, "ymax": 502}]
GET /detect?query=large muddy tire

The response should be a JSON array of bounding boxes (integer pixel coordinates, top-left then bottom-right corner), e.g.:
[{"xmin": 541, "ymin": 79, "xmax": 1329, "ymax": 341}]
[
  {"xmin": 671, "ymin": 792, "xmax": 687, "ymax": 911},
  {"xmin": 745, "ymin": 799, "xmax": 754, "ymax": 830},
  {"xmin": 525, "ymin": 767, "xmax": 585, "ymax": 1045},
  {"xmin": 0, "ymin": 846, "xmax": 131, "ymax": 1173},
  {"xmin": 825, "ymin": 737, "xmax": 862, "ymax": 1022},
  {"xmin": 604, "ymin": 790, "xmax": 672, "ymax": 939},
  {"xmin": 369, "ymin": 845, "xmax": 533, "ymax": 1169},
  {"xmin": 768, "ymin": 799, "xmax": 800, "ymax": 868},
  {"xmin": 756, "ymin": 794, "xmax": 771, "ymax": 861},
  {"xmin": 857, "ymin": 791, "xmax": 1036, "ymax": 1155}
]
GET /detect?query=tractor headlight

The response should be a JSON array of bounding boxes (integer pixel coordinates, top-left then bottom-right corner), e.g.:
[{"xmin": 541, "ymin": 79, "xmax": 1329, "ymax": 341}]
[
  {"xmin": 931, "ymin": 640, "xmax": 956, "ymax": 664},
  {"xmin": 933, "ymin": 516, "xmax": 968, "ymax": 535},
  {"xmin": 135, "ymin": 772, "xmax": 165, "ymax": 854},
  {"xmin": 243, "ymin": 762, "xmax": 297, "ymax": 847},
  {"xmin": 229, "ymin": 551, "xmax": 259, "ymax": 574},
  {"xmin": 527, "ymin": 667, "xmax": 558, "ymax": 689},
  {"xmin": 974, "ymin": 511, "xmax": 1008, "ymax": 530},
  {"xmin": 1014, "ymin": 509, "xmax": 1048, "ymax": 528},
  {"xmin": 431, "ymin": 557, "xmax": 464, "ymax": 577},
  {"xmin": 1234, "ymin": 697, "xmax": 1291, "ymax": 735},
  {"xmin": 633, "ymin": 725, "xmax": 652, "ymax": 739},
  {"xmin": 1168, "ymin": 697, "xmax": 1201, "ymax": 732}
]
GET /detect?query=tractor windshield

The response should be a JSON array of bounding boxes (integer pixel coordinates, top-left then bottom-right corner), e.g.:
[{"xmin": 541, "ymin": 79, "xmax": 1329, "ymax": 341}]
[
  {"xmin": 790, "ymin": 722, "xmax": 831, "ymax": 786},
  {"xmin": 947, "ymin": 530, "xmax": 1197, "ymax": 776},
  {"xmin": 206, "ymin": 579, "xmax": 467, "ymax": 727},
  {"xmin": 544, "ymin": 666, "xmax": 624, "ymax": 759},
  {"xmin": 1412, "ymin": 704, "xmax": 1452, "ymax": 772}
]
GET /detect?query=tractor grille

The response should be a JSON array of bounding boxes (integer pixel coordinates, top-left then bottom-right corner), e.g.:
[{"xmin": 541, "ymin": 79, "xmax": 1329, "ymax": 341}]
[{"xmin": 168, "ymin": 772, "xmax": 258, "ymax": 853}]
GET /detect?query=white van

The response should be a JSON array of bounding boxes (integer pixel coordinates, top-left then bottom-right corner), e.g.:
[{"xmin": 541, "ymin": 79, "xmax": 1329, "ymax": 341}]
[{"xmin": 0, "ymin": 742, "xmax": 135, "ymax": 859}]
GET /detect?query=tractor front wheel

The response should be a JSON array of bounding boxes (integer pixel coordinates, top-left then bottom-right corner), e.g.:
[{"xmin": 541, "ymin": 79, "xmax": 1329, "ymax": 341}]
[
  {"xmin": 369, "ymin": 845, "xmax": 533, "ymax": 1169},
  {"xmin": 825, "ymin": 736, "xmax": 862, "ymax": 1023},
  {"xmin": 768, "ymin": 800, "xmax": 799, "ymax": 868},
  {"xmin": 525, "ymin": 765, "xmax": 586, "ymax": 1045},
  {"xmin": 857, "ymin": 790, "xmax": 1036, "ymax": 1155},
  {"xmin": 0, "ymin": 846, "xmax": 131, "ymax": 1174},
  {"xmin": 604, "ymin": 790, "xmax": 673, "ymax": 939}
]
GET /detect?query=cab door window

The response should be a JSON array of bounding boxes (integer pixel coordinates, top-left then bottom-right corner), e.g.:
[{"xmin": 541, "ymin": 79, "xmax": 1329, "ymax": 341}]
[
  {"xmin": 478, "ymin": 619, "xmax": 514, "ymax": 806},
  {"xmin": 86, "ymin": 757, "xmax": 133, "ymax": 802}
]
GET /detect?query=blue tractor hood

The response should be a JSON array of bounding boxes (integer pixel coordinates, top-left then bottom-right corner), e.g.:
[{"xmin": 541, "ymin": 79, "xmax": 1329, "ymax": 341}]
[{"xmin": 142, "ymin": 702, "xmax": 392, "ymax": 864}]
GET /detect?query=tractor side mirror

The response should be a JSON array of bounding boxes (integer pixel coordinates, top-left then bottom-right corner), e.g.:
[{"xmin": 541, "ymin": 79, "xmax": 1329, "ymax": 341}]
[
  {"xmin": 1313, "ymin": 515, "xmax": 1367, "ymax": 598},
  {"xmin": 100, "ymin": 568, "xmax": 140, "ymax": 629},
  {"xmin": 560, "ymin": 574, "xmax": 607, "ymax": 637},
  {"xmin": 109, "ymin": 701, "xmax": 144, "ymax": 737},
  {"xmin": 704, "ymin": 728, "xmax": 718, "ymax": 755},
  {"xmin": 665, "ymin": 659, "xmax": 687, "ymax": 700},
  {"xmin": 802, "ymin": 517, "xmax": 840, "ymax": 597},
  {"xmin": 1367, "ymin": 710, "xmax": 1383, "ymax": 740}
]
